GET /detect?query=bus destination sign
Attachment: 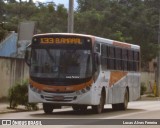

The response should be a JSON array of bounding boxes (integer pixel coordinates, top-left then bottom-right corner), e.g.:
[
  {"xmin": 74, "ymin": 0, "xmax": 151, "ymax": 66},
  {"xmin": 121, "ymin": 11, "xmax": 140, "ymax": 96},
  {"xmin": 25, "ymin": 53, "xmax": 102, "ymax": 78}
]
[{"xmin": 40, "ymin": 37, "xmax": 82, "ymax": 45}]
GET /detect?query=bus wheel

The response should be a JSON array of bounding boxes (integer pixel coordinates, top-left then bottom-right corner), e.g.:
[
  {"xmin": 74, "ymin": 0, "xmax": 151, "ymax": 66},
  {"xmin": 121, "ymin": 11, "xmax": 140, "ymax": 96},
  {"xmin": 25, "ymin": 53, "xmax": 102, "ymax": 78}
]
[
  {"xmin": 112, "ymin": 89, "xmax": 129, "ymax": 111},
  {"xmin": 43, "ymin": 103, "xmax": 54, "ymax": 114},
  {"xmin": 92, "ymin": 91, "xmax": 105, "ymax": 114},
  {"xmin": 120, "ymin": 89, "xmax": 129, "ymax": 110},
  {"xmin": 72, "ymin": 105, "xmax": 87, "ymax": 112}
]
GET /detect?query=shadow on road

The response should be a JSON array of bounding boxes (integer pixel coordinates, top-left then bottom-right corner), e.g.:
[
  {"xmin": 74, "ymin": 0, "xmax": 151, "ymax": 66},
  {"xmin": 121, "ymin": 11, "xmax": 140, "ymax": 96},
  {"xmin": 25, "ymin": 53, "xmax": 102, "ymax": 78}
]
[{"xmin": 30, "ymin": 107, "xmax": 145, "ymax": 119}]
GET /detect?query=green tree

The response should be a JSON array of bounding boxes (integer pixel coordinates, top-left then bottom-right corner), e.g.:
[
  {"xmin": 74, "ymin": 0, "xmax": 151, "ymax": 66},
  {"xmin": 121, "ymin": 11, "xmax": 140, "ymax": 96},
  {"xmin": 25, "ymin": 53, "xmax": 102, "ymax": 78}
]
[
  {"xmin": 1, "ymin": 0, "xmax": 159, "ymax": 70},
  {"xmin": 76, "ymin": 0, "xmax": 160, "ymax": 70}
]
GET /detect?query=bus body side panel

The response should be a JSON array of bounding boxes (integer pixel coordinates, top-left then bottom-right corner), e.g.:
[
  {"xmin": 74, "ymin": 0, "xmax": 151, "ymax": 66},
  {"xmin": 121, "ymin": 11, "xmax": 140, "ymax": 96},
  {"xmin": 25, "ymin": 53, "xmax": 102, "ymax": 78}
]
[
  {"xmin": 128, "ymin": 72, "xmax": 141, "ymax": 101},
  {"xmin": 91, "ymin": 70, "xmax": 110, "ymax": 105},
  {"xmin": 107, "ymin": 71, "xmax": 127, "ymax": 104},
  {"xmin": 108, "ymin": 71, "xmax": 140, "ymax": 104}
]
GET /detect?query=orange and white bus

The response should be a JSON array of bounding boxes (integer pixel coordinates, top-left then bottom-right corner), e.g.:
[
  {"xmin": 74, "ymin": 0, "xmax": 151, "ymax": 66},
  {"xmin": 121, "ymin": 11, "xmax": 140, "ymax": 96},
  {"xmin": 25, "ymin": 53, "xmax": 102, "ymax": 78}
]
[{"xmin": 25, "ymin": 33, "xmax": 140, "ymax": 114}]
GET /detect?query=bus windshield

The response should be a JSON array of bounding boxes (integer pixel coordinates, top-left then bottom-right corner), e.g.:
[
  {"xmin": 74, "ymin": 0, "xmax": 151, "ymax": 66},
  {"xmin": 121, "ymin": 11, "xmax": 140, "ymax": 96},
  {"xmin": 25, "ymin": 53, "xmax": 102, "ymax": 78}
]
[{"xmin": 30, "ymin": 49, "xmax": 92, "ymax": 79}]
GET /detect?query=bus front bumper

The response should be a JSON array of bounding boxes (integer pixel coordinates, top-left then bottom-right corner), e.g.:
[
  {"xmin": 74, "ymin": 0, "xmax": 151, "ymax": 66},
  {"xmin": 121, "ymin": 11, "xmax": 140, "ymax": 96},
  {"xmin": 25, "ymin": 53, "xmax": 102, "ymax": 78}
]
[{"xmin": 28, "ymin": 85, "xmax": 95, "ymax": 105}]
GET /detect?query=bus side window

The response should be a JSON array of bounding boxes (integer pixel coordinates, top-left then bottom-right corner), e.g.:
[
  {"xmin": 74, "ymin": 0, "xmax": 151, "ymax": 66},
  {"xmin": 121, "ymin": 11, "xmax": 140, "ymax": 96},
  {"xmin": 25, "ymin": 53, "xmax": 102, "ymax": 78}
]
[
  {"xmin": 95, "ymin": 43, "xmax": 100, "ymax": 53},
  {"xmin": 108, "ymin": 46, "xmax": 115, "ymax": 70},
  {"xmin": 101, "ymin": 44, "xmax": 107, "ymax": 57},
  {"xmin": 115, "ymin": 47, "xmax": 122, "ymax": 70},
  {"xmin": 122, "ymin": 49, "xmax": 128, "ymax": 71},
  {"xmin": 128, "ymin": 50, "xmax": 134, "ymax": 71},
  {"xmin": 94, "ymin": 52, "xmax": 100, "ymax": 74},
  {"xmin": 133, "ymin": 51, "xmax": 140, "ymax": 71},
  {"xmin": 101, "ymin": 44, "xmax": 108, "ymax": 70}
]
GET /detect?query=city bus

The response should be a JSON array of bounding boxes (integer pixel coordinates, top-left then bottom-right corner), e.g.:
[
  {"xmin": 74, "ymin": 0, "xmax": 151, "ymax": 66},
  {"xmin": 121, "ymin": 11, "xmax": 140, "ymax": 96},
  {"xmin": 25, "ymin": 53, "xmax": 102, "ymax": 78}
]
[{"xmin": 25, "ymin": 33, "xmax": 140, "ymax": 114}]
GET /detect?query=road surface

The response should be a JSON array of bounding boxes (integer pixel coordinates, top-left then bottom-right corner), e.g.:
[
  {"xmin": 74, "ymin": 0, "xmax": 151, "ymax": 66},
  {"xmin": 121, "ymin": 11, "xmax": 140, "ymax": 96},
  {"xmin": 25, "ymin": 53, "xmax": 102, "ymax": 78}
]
[{"xmin": 0, "ymin": 100, "xmax": 160, "ymax": 128}]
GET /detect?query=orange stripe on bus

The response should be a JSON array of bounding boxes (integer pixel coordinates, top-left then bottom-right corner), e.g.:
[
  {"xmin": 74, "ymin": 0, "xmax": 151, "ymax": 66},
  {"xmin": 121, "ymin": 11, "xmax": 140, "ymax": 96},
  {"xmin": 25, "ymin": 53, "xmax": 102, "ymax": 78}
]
[
  {"xmin": 113, "ymin": 41, "xmax": 131, "ymax": 48},
  {"xmin": 109, "ymin": 71, "xmax": 128, "ymax": 87},
  {"xmin": 30, "ymin": 79, "xmax": 93, "ymax": 92}
]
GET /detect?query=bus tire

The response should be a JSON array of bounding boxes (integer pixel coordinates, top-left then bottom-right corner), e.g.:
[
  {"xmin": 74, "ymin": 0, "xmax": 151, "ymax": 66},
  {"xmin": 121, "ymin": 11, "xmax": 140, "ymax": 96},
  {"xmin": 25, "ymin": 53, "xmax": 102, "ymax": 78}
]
[
  {"xmin": 120, "ymin": 88, "xmax": 129, "ymax": 110},
  {"xmin": 43, "ymin": 103, "xmax": 54, "ymax": 114},
  {"xmin": 112, "ymin": 89, "xmax": 129, "ymax": 111},
  {"xmin": 92, "ymin": 90, "xmax": 105, "ymax": 114}
]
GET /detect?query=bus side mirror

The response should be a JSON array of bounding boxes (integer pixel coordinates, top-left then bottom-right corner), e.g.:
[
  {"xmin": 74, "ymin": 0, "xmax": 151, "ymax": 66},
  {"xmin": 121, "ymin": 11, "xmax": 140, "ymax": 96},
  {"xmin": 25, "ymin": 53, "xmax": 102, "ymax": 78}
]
[{"xmin": 25, "ymin": 46, "xmax": 31, "ymax": 66}]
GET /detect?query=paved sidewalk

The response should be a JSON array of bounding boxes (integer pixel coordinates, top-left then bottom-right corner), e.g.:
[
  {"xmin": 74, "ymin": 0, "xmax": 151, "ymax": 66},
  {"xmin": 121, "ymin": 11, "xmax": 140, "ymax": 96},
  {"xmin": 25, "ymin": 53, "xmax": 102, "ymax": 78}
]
[
  {"xmin": 139, "ymin": 94, "xmax": 160, "ymax": 101},
  {"xmin": 0, "ymin": 95, "xmax": 160, "ymax": 114},
  {"xmin": 0, "ymin": 102, "xmax": 30, "ymax": 114}
]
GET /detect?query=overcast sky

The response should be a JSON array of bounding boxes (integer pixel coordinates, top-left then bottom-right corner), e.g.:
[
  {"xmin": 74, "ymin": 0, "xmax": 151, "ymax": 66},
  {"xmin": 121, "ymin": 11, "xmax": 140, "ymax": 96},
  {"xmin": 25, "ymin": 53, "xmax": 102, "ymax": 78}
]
[{"xmin": 33, "ymin": 0, "xmax": 78, "ymax": 9}]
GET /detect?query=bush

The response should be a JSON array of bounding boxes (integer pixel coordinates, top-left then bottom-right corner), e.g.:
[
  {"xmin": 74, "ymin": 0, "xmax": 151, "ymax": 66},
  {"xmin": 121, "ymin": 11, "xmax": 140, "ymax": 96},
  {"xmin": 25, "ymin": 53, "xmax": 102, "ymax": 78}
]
[
  {"xmin": 0, "ymin": 28, "xmax": 8, "ymax": 42},
  {"xmin": 140, "ymin": 82, "xmax": 147, "ymax": 95},
  {"xmin": 8, "ymin": 80, "xmax": 38, "ymax": 110}
]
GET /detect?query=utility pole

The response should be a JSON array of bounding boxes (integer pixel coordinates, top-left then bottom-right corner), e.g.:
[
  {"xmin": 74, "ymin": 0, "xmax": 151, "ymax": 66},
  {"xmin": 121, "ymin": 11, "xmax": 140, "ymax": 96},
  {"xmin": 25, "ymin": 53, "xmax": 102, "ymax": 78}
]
[
  {"xmin": 68, "ymin": 0, "xmax": 74, "ymax": 33},
  {"xmin": 156, "ymin": 7, "xmax": 160, "ymax": 97}
]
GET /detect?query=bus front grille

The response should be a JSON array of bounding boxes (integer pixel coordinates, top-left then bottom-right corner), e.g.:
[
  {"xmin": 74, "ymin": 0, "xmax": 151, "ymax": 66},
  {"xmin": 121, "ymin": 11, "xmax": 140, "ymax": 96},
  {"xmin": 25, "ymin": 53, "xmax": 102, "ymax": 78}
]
[
  {"xmin": 42, "ymin": 95, "xmax": 76, "ymax": 102},
  {"xmin": 43, "ymin": 90, "xmax": 75, "ymax": 94}
]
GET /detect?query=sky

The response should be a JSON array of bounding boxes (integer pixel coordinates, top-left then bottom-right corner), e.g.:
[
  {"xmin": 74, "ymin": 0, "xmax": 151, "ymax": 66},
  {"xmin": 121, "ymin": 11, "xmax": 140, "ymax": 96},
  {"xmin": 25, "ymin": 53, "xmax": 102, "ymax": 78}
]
[{"xmin": 33, "ymin": 0, "xmax": 78, "ymax": 9}]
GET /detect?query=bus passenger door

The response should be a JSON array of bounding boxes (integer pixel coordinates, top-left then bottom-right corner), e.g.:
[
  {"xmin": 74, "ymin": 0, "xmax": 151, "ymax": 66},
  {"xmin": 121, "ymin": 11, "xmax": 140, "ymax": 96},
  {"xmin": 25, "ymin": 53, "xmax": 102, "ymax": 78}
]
[{"xmin": 94, "ymin": 52, "xmax": 100, "ymax": 82}]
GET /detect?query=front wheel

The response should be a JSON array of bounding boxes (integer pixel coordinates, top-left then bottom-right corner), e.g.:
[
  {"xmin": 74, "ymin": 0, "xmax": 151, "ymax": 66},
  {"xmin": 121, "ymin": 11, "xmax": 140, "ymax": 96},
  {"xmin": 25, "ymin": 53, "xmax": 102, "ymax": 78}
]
[
  {"xmin": 43, "ymin": 103, "xmax": 54, "ymax": 114},
  {"xmin": 92, "ymin": 92, "xmax": 105, "ymax": 114}
]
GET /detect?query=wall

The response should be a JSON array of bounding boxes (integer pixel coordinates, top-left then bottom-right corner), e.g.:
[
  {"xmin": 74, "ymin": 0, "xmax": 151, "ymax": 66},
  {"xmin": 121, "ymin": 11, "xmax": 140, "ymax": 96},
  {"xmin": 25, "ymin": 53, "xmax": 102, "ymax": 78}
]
[
  {"xmin": 0, "ymin": 57, "xmax": 29, "ymax": 98},
  {"xmin": 141, "ymin": 72, "xmax": 155, "ymax": 93},
  {"xmin": 149, "ymin": 58, "xmax": 157, "ymax": 72}
]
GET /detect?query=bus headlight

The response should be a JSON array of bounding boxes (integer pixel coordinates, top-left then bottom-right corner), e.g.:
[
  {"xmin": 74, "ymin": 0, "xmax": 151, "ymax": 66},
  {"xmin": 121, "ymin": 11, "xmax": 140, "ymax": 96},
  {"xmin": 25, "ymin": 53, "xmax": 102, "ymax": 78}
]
[
  {"xmin": 86, "ymin": 86, "xmax": 91, "ymax": 91},
  {"xmin": 76, "ymin": 86, "xmax": 91, "ymax": 95},
  {"xmin": 30, "ymin": 84, "xmax": 41, "ymax": 94},
  {"xmin": 81, "ymin": 89, "xmax": 86, "ymax": 93}
]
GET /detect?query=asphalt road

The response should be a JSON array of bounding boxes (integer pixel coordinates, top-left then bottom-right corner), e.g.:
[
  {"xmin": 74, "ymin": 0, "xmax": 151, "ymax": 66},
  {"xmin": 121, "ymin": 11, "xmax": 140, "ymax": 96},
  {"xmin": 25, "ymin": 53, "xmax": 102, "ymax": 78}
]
[{"xmin": 0, "ymin": 100, "xmax": 160, "ymax": 128}]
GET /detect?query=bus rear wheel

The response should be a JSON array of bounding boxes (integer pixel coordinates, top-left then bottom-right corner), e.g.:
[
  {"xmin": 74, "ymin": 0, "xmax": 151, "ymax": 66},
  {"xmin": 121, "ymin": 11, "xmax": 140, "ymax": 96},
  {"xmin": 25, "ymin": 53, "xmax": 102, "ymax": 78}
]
[
  {"xmin": 112, "ymin": 89, "xmax": 129, "ymax": 111},
  {"xmin": 43, "ymin": 103, "xmax": 54, "ymax": 114},
  {"xmin": 120, "ymin": 89, "xmax": 129, "ymax": 110}
]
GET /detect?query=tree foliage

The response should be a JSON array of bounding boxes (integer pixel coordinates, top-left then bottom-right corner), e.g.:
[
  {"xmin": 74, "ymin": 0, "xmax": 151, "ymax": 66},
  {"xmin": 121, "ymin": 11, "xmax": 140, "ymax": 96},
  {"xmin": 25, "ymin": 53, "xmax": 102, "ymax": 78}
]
[
  {"xmin": 0, "ymin": 0, "xmax": 159, "ymax": 70},
  {"xmin": 8, "ymin": 80, "xmax": 38, "ymax": 110},
  {"xmin": 76, "ymin": 0, "xmax": 160, "ymax": 70}
]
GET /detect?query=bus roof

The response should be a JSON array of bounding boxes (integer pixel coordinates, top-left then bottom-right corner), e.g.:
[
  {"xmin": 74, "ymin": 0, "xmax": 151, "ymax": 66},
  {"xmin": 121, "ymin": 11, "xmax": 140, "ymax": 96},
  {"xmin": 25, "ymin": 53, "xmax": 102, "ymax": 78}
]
[
  {"xmin": 33, "ymin": 33, "xmax": 140, "ymax": 50},
  {"xmin": 33, "ymin": 33, "xmax": 94, "ymax": 38},
  {"xmin": 95, "ymin": 36, "xmax": 140, "ymax": 50}
]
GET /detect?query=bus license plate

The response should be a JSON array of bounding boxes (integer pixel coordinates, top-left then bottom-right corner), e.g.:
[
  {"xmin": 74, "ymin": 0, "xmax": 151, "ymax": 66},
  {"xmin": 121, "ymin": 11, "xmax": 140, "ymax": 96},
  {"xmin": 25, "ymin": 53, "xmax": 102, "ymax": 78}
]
[{"xmin": 53, "ymin": 96, "xmax": 64, "ymax": 101}]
